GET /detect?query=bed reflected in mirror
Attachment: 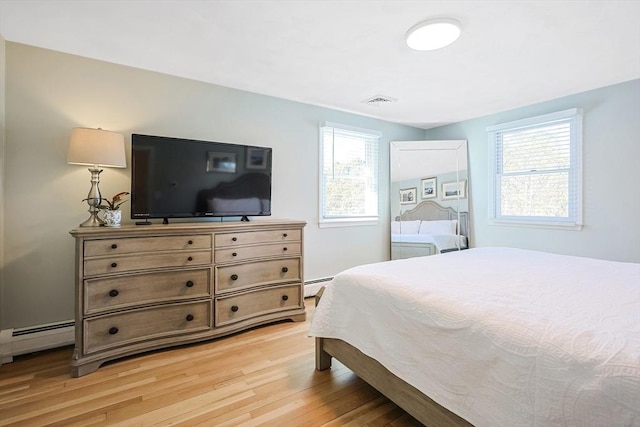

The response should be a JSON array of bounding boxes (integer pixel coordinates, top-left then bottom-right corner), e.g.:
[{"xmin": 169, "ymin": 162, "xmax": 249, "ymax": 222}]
[{"xmin": 390, "ymin": 140, "xmax": 469, "ymax": 260}]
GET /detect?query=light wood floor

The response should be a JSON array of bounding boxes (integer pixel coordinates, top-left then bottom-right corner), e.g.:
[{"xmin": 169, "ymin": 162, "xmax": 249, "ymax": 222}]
[{"xmin": 0, "ymin": 298, "xmax": 423, "ymax": 426}]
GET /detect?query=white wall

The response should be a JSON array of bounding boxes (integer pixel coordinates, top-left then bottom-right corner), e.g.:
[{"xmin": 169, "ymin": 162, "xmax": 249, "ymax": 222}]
[
  {"xmin": 1, "ymin": 42, "xmax": 424, "ymax": 330},
  {"xmin": 424, "ymin": 79, "xmax": 640, "ymax": 263}
]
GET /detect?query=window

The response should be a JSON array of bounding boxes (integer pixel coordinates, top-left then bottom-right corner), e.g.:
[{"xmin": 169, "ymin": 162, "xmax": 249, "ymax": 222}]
[
  {"xmin": 319, "ymin": 122, "xmax": 381, "ymax": 227},
  {"xmin": 488, "ymin": 108, "xmax": 583, "ymax": 229}
]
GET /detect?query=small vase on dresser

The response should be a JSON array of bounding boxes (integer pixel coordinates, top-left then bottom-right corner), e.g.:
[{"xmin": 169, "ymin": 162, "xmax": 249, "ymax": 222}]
[
  {"xmin": 98, "ymin": 191, "xmax": 129, "ymax": 227},
  {"xmin": 101, "ymin": 209, "xmax": 122, "ymax": 227}
]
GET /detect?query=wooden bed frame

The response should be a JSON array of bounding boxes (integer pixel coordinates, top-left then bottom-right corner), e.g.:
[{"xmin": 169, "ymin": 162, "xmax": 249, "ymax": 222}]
[{"xmin": 314, "ymin": 288, "xmax": 473, "ymax": 426}]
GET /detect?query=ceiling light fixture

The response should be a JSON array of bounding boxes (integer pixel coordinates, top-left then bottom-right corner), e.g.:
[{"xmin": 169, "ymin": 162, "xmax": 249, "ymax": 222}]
[{"xmin": 405, "ymin": 18, "xmax": 462, "ymax": 51}]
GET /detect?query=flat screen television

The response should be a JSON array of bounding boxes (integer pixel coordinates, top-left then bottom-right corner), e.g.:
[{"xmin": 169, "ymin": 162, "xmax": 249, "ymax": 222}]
[{"xmin": 131, "ymin": 134, "xmax": 272, "ymax": 222}]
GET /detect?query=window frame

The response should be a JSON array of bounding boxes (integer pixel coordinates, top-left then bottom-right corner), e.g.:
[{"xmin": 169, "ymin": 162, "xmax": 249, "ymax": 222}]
[
  {"xmin": 318, "ymin": 121, "xmax": 381, "ymax": 228},
  {"xmin": 487, "ymin": 108, "xmax": 583, "ymax": 230}
]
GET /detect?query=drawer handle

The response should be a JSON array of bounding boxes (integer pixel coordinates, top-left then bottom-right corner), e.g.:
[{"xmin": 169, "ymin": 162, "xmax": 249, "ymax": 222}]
[
  {"xmin": 283, "ymin": 233, "xmax": 288, "ymax": 238},
  {"xmin": 109, "ymin": 289, "xmax": 119, "ymax": 297},
  {"xmin": 185, "ymin": 280, "xmax": 194, "ymax": 288},
  {"xmin": 110, "ymin": 262, "xmax": 118, "ymax": 268},
  {"xmin": 231, "ymin": 305, "xmax": 239, "ymax": 312},
  {"xmin": 186, "ymin": 314, "xmax": 194, "ymax": 321},
  {"xmin": 188, "ymin": 240, "xmax": 193, "ymax": 245},
  {"xmin": 232, "ymin": 237, "xmax": 237, "ymax": 242},
  {"xmin": 230, "ymin": 274, "xmax": 239, "ymax": 281},
  {"xmin": 281, "ymin": 267, "xmax": 289, "ymax": 273},
  {"xmin": 187, "ymin": 256, "xmax": 193, "ymax": 261},
  {"xmin": 282, "ymin": 295, "xmax": 289, "ymax": 301},
  {"xmin": 283, "ymin": 247, "xmax": 288, "ymax": 251},
  {"xmin": 109, "ymin": 327, "xmax": 119, "ymax": 335},
  {"xmin": 232, "ymin": 252, "xmax": 238, "ymax": 257},
  {"xmin": 111, "ymin": 244, "xmax": 118, "ymax": 249}
]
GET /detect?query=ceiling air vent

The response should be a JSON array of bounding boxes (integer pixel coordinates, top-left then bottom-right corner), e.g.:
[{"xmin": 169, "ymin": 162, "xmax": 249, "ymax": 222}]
[{"xmin": 362, "ymin": 94, "xmax": 397, "ymax": 105}]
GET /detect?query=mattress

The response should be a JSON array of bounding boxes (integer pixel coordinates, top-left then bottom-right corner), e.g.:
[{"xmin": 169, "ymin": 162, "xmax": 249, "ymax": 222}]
[{"xmin": 308, "ymin": 247, "xmax": 640, "ymax": 426}]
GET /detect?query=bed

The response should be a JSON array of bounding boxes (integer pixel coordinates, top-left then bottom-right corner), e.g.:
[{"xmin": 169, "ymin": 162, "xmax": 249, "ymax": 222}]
[
  {"xmin": 309, "ymin": 247, "xmax": 640, "ymax": 426},
  {"xmin": 392, "ymin": 200, "xmax": 468, "ymax": 259}
]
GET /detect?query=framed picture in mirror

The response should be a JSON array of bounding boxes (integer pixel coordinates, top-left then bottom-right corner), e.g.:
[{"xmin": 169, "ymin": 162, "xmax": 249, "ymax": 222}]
[
  {"xmin": 442, "ymin": 180, "xmax": 467, "ymax": 200},
  {"xmin": 207, "ymin": 152, "xmax": 237, "ymax": 173},
  {"xmin": 400, "ymin": 187, "xmax": 417, "ymax": 204},
  {"xmin": 246, "ymin": 147, "xmax": 268, "ymax": 169},
  {"xmin": 421, "ymin": 177, "xmax": 437, "ymax": 199}
]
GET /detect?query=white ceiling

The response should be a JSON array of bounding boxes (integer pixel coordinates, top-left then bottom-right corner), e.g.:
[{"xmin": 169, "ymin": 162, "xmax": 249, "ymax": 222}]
[{"xmin": 1, "ymin": 0, "xmax": 639, "ymax": 129}]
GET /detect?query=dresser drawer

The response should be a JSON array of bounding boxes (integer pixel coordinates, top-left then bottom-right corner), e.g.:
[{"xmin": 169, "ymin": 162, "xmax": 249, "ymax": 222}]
[
  {"xmin": 84, "ymin": 235, "xmax": 211, "ymax": 257},
  {"xmin": 84, "ymin": 301, "xmax": 212, "ymax": 354},
  {"xmin": 215, "ymin": 257, "xmax": 301, "ymax": 293},
  {"xmin": 215, "ymin": 284, "xmax": 302, "ymax": 326},
  {"xmin": 84, "ymin": 251, "xmax": 212, "ymax": 277},
  {"xmin": 214, "ymin": 229, "xmax": 300, "ymax": 248},
  {"xmin": 215, "ymin": 242, "xmax": 301, "ymax": 263},
  {"xmin": 84, "ymin": 268, "xmax": 211, "ymax": 315}
]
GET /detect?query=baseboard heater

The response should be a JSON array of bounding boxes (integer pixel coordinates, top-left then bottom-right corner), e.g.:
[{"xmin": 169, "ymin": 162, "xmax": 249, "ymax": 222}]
[
  {"xmin": 0, "ymin": 277, "xmax": 334, "ymax": 365},
  {"xmin": 304, "ymin": 277, "xmax": 333, "ymax": 297},
  {"xmin": 0, "ymin": 320, "xmax": 75, "ymax": 365}
]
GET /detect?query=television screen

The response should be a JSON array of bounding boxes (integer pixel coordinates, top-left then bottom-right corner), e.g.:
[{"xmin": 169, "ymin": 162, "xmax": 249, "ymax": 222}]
[{"xmin": 131, "ymin": 134, "xmax": 272, "ymax": 221}]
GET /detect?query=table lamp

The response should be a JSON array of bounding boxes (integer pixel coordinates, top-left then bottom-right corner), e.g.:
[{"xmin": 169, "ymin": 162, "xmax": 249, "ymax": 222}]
[{"xmin": 67, "ymin": 127, "xmax": 126, "ymax": 227}]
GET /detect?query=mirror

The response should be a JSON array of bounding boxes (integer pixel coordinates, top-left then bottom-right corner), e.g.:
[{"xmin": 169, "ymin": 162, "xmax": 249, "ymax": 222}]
[{"xmin": 390, "ymin": 140, "xmax": 469, "ymax": 260}]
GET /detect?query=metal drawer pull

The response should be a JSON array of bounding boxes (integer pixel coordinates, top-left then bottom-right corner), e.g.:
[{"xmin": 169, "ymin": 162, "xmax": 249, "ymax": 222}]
[
  {"xmin": 187, "ymin": 256, "xmax": 193, "ymax": 261},
  {"xmin": 185, "ymin": 280, "xmax": 194, "ymax": 288},
  {"xmin": 283, "ymin": 233, "xmax": 288, "ymax": 238},
  {"xmin": 282, "ymin": 295, "xmax": 289, "ymax": 301},
  {"xmin": 232, "ymin": 237, "xmax": 237, "ymax": 242},
  {"xmin": 283, "ymin": 247, "xmax": 288, "ymax": 251},
  {"xmin": 230, "ymin": 274, "xmax": 239, "ymax": 281},
  {"xmin": 110, "ymin": 262, "xmax": 117, "ymax": 268},
  {"xmin": 281, "ymin": 267, "xmax": 289, "ymax": 273},
  {"xmin": 232, "ymin": 252, "xmax": 238, "ymax": 257},
  {"xmin": 231, "ymin": 305, "xmax": 239, "ymax": 312},
  {"xmin": 188, "ymin": 240, "xmax": 193, "ymax": 244},
  {"xmin": 109, "ymin": 289, "xmax": 119, "ymax": 297},
  {"xmin": 109, "ymin": 327, "xmax": 118, "ymax": 335},
  {"xmin": 111, "ymin": 244, "xmax": 118, "ymax": 249},
  {"xmin": 186, "ymin": 314, "xmax": 194, "ymax": 321}
]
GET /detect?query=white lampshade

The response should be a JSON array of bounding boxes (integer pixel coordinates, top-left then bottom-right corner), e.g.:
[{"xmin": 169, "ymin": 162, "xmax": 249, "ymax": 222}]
[{"xmin": 67, "ymin": 127, "xmax": 126, "ymax": 168}]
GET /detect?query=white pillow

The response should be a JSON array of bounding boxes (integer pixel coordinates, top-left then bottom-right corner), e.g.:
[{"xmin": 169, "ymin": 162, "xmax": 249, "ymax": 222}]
[
  {"xmin": 391, "ymin": 221, "xmax": 401, "ymax": 234},
  {"xmin": 394, "ymin": 220, "xmax": 421, "ymax": 234},
  {"xmin": 419, "ymin": 220, "xmax": 457, "ymax": 235}
]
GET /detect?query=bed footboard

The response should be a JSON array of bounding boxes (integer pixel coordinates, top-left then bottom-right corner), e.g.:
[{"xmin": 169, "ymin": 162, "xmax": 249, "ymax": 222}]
[
  {"xmin": 313, "ymin": 286, "xmax": 472, "ymax": 426},
  {"xmin": 314, "ymin": 287, "xmax": 333, "ymax": 370}
]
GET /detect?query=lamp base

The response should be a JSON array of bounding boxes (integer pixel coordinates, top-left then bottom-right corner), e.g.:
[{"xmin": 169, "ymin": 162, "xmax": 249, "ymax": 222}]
[
  {"xmin": 80, "ymin": 167, "xmax": 104, "ymax": 227},
  {"xmin": 80, "ymin": 212, "xmax": 104, "ymax": 227}
]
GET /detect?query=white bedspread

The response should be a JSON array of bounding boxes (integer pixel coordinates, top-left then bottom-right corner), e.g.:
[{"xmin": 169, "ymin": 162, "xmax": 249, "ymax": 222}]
[
  {"xmin": 308, "ymin": 247, "xmax": 640, "ymax": 426},
  {"xmin": 391, "ymin": 233, "xmax": 468, "ymax": 253}
]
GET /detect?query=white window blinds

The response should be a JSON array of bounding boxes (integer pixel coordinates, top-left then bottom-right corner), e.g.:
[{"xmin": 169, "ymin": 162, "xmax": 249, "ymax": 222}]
[
  {"xmin": 488, "ymin": 109, "xmax": 583, "ymax": 228},
  {"xmin": 319, "ymin": 122, "xmax": 380, "ymax": 226}
]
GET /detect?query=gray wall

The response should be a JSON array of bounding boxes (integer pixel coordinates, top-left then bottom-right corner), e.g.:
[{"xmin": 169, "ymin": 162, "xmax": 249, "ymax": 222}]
[
  {"xmin": 1, "ymin": 42, "xmax": 423, "ymax": 330},
  {"xmin": 0, "ymin": 34, "xmax": 5, "ymax": 322},
  {"xmin": 424, "ymin": 79, "xmax": 640, "ymax": 263}
]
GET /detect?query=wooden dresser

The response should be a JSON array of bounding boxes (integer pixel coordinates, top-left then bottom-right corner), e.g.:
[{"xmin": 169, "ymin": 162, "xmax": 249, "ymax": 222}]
[{"xmin": 69, "ymin": 220, "xmax": 306, "ymax": 377}]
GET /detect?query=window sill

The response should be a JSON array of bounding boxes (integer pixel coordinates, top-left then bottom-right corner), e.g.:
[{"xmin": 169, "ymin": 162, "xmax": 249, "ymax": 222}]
[
  {"xmin": 489, "ymin": 219, "xmax": 582, "ymax": 231},
  {"xmin": 319, "ymin": 218, "xmax": 379, "ymax": 228}
]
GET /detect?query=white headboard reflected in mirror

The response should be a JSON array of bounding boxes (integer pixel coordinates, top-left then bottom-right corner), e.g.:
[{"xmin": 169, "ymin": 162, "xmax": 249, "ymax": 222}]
[{"xmin": 390, "ymin": 140, "xmax": 469, "ymax": 260}]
